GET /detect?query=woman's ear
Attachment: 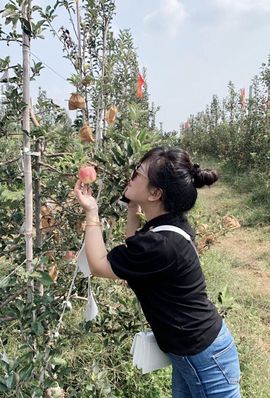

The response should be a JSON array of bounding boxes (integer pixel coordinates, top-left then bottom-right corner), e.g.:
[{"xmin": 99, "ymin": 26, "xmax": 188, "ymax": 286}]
[{"xmin": 148, "ymin": 187, "xmax": 163, "ymax": 202}]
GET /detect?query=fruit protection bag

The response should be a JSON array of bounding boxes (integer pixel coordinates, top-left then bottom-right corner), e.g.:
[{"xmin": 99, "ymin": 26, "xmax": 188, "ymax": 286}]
[
  {"xmin": 76, "ymin": 240, "xmax": 91, "ymax": 277},
  {"xmin": 130, "ymin": 330, "xmax": 171, "ymax": 374},
  {"xmin": 76, "ymin": 241, "xmax": 99, "ymax": 321}
]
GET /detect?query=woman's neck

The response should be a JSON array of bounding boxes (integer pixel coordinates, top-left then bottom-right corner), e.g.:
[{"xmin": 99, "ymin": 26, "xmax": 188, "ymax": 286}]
[{"xmin": 141, "ymin": 204, "xmax": 169, "ymax": 222}]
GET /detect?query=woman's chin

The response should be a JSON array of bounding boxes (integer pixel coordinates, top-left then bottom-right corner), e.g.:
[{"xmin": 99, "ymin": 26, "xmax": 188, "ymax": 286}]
[{"xmin": 124, "ymin": 187, "xmax": 131, "ymax": 198}]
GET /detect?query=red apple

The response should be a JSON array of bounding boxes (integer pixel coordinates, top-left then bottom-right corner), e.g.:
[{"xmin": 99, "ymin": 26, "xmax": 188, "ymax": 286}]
[
  {"xmin": 64, "ymin": 251, "xmax": 76, "ymax": 260},
  {"xmin": 78, "ymin": 166, "xmax": 97, "ymax": 184}
]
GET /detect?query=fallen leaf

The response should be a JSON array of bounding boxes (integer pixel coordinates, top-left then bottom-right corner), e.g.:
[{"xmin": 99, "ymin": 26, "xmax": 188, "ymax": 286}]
[{"xmin": 223, "ymin": 215, "xmax": 241, "ymax": 230}]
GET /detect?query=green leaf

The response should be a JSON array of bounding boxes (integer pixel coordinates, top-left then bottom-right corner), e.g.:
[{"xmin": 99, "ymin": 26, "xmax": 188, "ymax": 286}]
[
  {"xmin": 19, "ymin": 363, "xmax": 33, "ymax": 381},
  {"xmin": 50, "ymin": 357, "xmax": 67, "ymax": 367},
  {"xmin": 31, "ymin": 271, "xmax": 53, "ymax": 286},
  {"xmin": 32, "ymin": 6, "xmax": 42, "ymax": 13},
  {"xmin": 0, "ymin": 382, "xmax": 8, "ymax": 392},
  {"xmin": 31, "ymin": 321, "xmax": 44, "ymax": 336},
  {"xmin": 32, "ymin": 387, "xmax": 43, "ymax": 397},
  {"xmin": 0, "ymin": 275, "xmax": 10, "ymax": 288},
  {"xmin": 6, "ymin": 4, "xmax": 18, "ymax": 11},
  {"xmin": 0, "ymin": 353, "xmax": 9, "ymax": 364},
  {"xmin": 5, "ymin": 373, "xmax": 16, "ymax": 389},
  {"xmin": 127, "ymin": 142, "xmax": 133, "ymax": 157}
]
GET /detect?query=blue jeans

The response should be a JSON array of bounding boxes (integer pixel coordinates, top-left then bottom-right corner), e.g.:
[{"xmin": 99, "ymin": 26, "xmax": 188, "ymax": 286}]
[{"xmin": 167, "ymin": 321, "xmax": 241, "ymax": 397}]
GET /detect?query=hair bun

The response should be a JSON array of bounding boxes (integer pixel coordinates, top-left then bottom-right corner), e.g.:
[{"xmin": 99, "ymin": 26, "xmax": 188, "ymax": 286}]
[
  {"xmin": 191, "ymin": 163, "xmax": 200, "ymax": 174},
  {"xmin": 192, "ymin": 167, "xmax": 219, "ymax": 188}
]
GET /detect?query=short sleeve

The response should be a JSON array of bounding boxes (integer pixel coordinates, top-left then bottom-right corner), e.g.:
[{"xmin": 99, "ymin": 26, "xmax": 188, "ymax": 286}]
[{"xmin": 107, "ymin": 231, "xmax": 177, "ymax": 281}]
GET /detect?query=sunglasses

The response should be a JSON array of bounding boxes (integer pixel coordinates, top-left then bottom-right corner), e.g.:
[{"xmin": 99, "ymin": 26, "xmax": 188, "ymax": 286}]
[{"xmin": 131, "ymin": 163, "xmax": 148, "ymax": 180}]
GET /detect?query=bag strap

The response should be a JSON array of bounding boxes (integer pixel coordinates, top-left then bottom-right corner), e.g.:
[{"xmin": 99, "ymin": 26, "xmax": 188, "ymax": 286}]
[
  {"xmin": 151, "ymin": 224, "xmax": 199, "ymax": 258},
  {"xmin": 152, "ymin": 225, "xmax": 191, "ymax": 241},
  {"xmin": 136, "ymin": 225, "xmax": 199, "ymax": 328}
]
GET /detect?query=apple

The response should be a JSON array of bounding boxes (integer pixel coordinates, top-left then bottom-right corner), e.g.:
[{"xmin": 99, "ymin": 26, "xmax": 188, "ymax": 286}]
[
  {"xmin": 64, "ymin": 251, "xmax": 76, "ymax": 260},
  {"xmin": 78, "ymin": 166, "xmax": 96, "ymax": 184}
]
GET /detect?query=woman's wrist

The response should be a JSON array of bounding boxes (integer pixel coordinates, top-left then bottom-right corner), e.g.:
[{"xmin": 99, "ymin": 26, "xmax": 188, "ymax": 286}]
[
  {"xmin": 85, "ymin": 209, "xmax": 99, "ymax": 220},
  {"xmin": 127, "ymin": 203, "xmax": 140, "ymax": 214},
  {"xmin": 128, "ymin": 201, "xmax": 139, "ymax": 209},
  {"xmin": 85, "ymin": 212, "xmax": 101, "ymax": 227},
  {"xmin": 85, "ymin": 220, "xmax": 102, "ymax": 227}
]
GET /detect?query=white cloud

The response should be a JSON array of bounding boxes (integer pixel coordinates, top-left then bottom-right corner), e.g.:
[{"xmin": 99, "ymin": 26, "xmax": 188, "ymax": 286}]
[
  {"xmin": 214, "ymin": 0, "xmax": 270, "ymax": 13},
  {"xmin": 144, "ymin": 0, "xmax": 187, "ymax": 38}
]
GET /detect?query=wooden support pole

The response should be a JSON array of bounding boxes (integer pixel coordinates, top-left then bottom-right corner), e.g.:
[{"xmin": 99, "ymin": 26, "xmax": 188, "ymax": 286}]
[{"xmin": 22, "ymin": 0, "xmax": 34, "ymax": 303}]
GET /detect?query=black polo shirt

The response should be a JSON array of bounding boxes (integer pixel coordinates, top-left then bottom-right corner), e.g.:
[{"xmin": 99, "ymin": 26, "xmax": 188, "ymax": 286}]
[{"xmin": 107, "ymin": 212, "xmax": 222, "ymax": 355}]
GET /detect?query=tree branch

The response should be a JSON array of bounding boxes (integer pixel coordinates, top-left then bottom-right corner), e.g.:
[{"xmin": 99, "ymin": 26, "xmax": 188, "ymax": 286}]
[
  {"xmin": 47, "ymin": 22, "xmax": 78, "ymax": 72},
  {"xmin": 0, "ymin": 64, "xmax": 20, "ymax": 71},
  {"xmin": 40, "ymin": 154, "xmax": 115, "ymax": 177},
  {"xmin": 39, "ymin": 159, "xmax": 115, "ymax": 179},
  {"xmin": 0, "ymin": 316, "xmax": 17, "ymax": 322},
  {"xmin": 0, "ymin": 288, "xmax": 25, "ymax": 310},
  {"xmin": 38, "ymin": 161, "xmax": 75, "ymax": 177},
  {"xmin": 30, "ymin": 99, "xmax": 40, "ymax": 127},
  {"xmin": 0, "ymin": 156, "xmax": 21, "ymax": 167},
  {"xmin": 0, "ymin": 38, "xmax": 23, "ymax": 44},
  {"xmin": 43, "ymin": 152, "xmax": 72, "ymax": 158}
]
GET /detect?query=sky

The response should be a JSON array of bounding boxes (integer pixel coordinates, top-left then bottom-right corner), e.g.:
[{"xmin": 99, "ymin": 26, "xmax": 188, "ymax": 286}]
[{"xmin": 1, "ymin": 0, "xmax": 270, "ymax": 132}]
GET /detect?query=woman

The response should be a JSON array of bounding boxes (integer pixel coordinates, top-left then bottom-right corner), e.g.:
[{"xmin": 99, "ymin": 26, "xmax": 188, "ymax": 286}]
[{"xmin": 74, "ymin": 146, "xmax": 241, "ymax": 398}]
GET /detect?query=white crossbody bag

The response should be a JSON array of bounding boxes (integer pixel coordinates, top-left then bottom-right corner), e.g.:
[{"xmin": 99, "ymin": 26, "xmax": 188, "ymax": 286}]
[{"xmin": 130, "ymin": 224, "xmax": 199, "ymax": 374}]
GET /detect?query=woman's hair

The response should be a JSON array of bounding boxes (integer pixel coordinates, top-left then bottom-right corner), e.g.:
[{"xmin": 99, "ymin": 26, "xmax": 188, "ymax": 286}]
[{"xmin": 139, "ymin": 147, "xmax": 218, "ymax": 214}]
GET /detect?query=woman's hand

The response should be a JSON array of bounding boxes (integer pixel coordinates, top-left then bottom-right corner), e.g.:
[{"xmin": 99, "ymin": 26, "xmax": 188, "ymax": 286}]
[
  {"xmin": 127, "ymin": 201, "xmax": 141, "ymax": 214},
  {"xmin": 126, "ymin": 201, "xmax": 141, "ymax": 238},
  {"xmin": 74, "ymin": 180, "xmax": 99, "ymax": 215}
]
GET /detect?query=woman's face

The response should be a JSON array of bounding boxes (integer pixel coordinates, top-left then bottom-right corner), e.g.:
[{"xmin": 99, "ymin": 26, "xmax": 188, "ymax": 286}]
[{"xmin": 124, "ymin": 161, "xmax": 151, "ymax": 204}]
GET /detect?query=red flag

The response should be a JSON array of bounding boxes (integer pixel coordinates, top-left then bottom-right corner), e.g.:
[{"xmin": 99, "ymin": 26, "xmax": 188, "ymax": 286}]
[
  {"xmin": 240, "ymin": 88, "xmax": 246, "ymax": 112},
  {"xmin": 137, "ymin": 73, "xmax": 145, "ymax": 98}
]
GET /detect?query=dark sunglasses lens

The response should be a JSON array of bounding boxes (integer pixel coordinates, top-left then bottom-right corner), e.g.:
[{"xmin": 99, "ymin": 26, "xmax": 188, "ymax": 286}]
[
  {"xmin": 131, "ymin": 170, "xmax": 138, "ymax": 180},
  {"xmin": 131, "ymin": 163, "xmax": 140, "ymax": 180}
]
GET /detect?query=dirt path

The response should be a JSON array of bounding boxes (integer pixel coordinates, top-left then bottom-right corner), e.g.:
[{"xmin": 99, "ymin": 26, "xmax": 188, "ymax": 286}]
[{"xmin": 198, "ymin": 183, "xmax": 270, "ymax": 299}]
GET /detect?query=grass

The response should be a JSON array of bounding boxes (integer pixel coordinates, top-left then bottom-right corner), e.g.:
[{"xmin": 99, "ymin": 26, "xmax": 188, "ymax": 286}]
[
  {"xmin": 197, "ymin": 155, "xmax": 270, "ymax": 226},
  {"xmin": 219, "ymin": 163, "xmax": 270, "ymax": 226},
  {"xmin": 202, "ymin": 249, "xmax": 270, "ymax": 398}
]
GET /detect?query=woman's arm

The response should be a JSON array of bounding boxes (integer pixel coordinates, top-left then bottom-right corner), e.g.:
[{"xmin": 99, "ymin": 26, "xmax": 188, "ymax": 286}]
[{"xmin": 74, "ymin": 181, "xmax": 118, "ymax": 279}]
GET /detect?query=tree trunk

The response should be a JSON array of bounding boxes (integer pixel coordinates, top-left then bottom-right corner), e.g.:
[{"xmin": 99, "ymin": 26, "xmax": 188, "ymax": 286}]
[
  {"xmin": 75, "ymin": 0, "xmax": 87, "ymax": 123},
  {"xmin": 96, "ymin": 15, "xmax": 109, "ymax": 144},
  {"xmin": 34, "ymin": 139, "xmax": 43, "ymax": 296}
]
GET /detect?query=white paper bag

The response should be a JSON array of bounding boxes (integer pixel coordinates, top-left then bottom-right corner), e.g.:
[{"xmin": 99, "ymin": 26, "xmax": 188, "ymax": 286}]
[
  {"xmin": 85, "ymin": 292, "xmax": 99, "ymax": 321},
  {"xmin": 131, "ymin": 333, "xmax": 144, "ymax": 369},
  {"xmin": 76, "ymin": 241, "xmax": 92, "ymax": 277},
  {"xmin": 131, "ymin": 330, "xmax": 171, "ymax": 374}
]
